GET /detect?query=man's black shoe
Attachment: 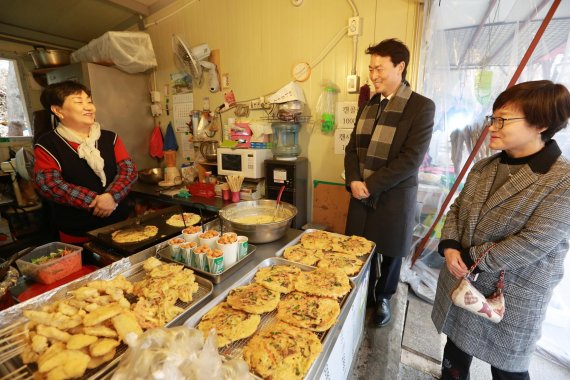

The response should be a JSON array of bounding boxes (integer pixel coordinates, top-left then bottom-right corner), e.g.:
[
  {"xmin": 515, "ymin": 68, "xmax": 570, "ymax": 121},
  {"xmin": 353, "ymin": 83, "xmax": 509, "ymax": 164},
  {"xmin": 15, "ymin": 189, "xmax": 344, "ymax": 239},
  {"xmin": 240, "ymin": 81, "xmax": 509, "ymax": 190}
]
[{"xmin": 374, "ymin": 298, "xmax": 391, "ymax": 327}]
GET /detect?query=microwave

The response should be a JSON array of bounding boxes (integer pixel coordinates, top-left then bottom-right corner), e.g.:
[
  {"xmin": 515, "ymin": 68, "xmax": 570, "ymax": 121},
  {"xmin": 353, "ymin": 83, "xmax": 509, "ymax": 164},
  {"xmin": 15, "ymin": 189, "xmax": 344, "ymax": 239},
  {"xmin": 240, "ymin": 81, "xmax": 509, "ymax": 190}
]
[{"xmin": 217, "ymin": 148, "xmax": 273, "ymax": 179}]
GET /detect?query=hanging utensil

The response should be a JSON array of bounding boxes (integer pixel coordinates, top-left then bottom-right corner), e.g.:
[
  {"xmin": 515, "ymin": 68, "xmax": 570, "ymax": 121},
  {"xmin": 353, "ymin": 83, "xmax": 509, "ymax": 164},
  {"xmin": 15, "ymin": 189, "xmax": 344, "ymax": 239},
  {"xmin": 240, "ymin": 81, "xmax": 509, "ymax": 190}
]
[{"xmin": 273, "ymin": 185, "xmax": 286, "ymax": 221}]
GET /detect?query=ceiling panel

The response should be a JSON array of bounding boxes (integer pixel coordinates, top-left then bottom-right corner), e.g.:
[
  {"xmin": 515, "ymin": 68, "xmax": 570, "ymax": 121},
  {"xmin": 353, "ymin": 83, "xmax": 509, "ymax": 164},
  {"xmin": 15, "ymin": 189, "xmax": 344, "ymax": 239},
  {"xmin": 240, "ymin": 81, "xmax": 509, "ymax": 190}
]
[{"xmin": 0, "ymin": 0, "xmax": 174, "ymax": 49}]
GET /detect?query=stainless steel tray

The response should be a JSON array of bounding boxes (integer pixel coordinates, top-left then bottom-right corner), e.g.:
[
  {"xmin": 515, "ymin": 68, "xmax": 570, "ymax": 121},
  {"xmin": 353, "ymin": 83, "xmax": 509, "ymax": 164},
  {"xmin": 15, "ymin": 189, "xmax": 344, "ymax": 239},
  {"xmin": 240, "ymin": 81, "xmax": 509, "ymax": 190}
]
[
  {"xmin": 182, "ymin": 257, "xmax": 356, "ymax": 380},
  {"xmin": 274, "ymin": 228, "xmax": 376, "ymax": 280},
  {"xmin": 157, "ymin": 242, "xmax": 257, "ymax": 284},
  {"xmin": 0, "ymin": 249, "xmax": 214, "ymax": 380}
]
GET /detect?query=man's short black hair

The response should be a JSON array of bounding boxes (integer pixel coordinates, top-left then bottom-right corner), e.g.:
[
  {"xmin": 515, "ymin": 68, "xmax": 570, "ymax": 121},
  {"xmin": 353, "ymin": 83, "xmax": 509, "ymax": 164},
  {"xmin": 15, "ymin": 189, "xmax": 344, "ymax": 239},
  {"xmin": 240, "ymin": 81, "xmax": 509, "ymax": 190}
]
[{"xmin": 366, "ymin": 38, "xmax": 410, "ymax": 80}]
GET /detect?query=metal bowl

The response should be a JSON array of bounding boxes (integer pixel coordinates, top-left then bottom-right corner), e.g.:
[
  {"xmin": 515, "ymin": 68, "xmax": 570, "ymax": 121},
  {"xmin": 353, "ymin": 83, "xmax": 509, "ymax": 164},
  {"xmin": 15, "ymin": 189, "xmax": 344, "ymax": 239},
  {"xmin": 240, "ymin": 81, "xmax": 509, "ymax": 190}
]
[
  {"xmin": 28, "ymin": 48, "xmax": 71, "ymax": 68},
  {"xmin": 219, "ymin": 200, "xmax": 297, "ymax": 244},
  {"xmin": 138, "ymin": 167, "xmax": 163, "ymax": 184}
]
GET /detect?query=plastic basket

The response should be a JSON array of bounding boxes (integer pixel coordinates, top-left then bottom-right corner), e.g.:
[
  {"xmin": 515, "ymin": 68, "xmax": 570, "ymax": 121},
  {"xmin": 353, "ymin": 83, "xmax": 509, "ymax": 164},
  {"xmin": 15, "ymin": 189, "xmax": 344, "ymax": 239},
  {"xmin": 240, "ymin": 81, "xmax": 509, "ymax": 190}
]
[
  {"xmin": 187, "ymin": 183, "xmax": 216, "ymax": 198},
  {"xmin": 16, "ymin": 242, "xmax": 83, "ymax": 284}
]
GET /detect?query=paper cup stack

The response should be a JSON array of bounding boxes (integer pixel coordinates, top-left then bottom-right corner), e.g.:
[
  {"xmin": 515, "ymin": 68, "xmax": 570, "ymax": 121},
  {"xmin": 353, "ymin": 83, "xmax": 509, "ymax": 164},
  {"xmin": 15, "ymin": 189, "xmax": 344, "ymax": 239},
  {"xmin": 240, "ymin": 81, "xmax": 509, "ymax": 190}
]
[{"xmin": 217, "ymin": 232, "xmax": 239, "ymax": 268}]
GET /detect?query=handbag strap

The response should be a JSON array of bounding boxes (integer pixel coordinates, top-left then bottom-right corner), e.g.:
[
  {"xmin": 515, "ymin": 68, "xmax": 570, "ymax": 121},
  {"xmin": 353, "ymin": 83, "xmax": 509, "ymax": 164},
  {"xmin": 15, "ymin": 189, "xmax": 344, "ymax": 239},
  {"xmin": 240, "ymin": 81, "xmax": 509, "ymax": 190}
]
[{"xmin": 465, "ymin": 243, "xmax": 505, "ymax": 289}]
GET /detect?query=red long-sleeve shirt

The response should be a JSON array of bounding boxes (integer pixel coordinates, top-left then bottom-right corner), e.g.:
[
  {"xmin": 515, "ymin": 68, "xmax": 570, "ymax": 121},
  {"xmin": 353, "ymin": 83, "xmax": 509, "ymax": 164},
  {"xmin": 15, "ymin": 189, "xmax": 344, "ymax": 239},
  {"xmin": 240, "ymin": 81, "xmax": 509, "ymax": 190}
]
[{"xmin": 34, "ymin": 136, "xmax": 137, "ymax": 209}]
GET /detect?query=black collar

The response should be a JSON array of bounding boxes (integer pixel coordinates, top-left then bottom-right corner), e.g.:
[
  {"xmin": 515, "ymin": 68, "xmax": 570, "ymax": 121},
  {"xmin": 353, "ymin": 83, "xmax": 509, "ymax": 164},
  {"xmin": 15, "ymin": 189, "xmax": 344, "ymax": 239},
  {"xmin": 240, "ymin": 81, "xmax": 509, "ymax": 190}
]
[{"xmin": 499, "ymin": 140, "xmax": 561, "ymax": 174}]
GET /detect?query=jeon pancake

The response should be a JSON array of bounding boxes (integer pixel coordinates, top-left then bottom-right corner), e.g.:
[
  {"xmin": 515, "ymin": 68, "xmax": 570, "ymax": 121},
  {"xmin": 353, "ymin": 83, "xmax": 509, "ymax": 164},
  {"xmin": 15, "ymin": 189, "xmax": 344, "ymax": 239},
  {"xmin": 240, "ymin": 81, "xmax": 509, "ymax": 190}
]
[
  {"xmin": 243, "ymin": 321, "xmax": 322, "ymax": 380},
  {"xmin": 226, "ymin": 283, "xmax": 280, "ymax": 314},
  {"xmin": 294, "ymin": 268, "xmax": 351, "ymax": 299},
  {"xmin": 283, "ymin": 245, "xmax": 321, "ymax": 266},
  {"xmin": 277, "ymin": 291, "xmax": 340, "ymax": 332},
  {"xmin": 254, "ymin": 265, "xmax": 301, "ymax": 294},
  {"xmin": 197, "ymin": 302, "xmax": 260, "ymax": 347}
]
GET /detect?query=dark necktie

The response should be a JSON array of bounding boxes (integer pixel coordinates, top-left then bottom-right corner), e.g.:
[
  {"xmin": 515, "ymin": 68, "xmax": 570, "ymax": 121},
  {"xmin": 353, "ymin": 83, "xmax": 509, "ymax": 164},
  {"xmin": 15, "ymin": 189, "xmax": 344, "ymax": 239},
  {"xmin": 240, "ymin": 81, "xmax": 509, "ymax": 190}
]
[{"xmin": 372, "ymin": 98, "xmax": 389, "ymax": 132}]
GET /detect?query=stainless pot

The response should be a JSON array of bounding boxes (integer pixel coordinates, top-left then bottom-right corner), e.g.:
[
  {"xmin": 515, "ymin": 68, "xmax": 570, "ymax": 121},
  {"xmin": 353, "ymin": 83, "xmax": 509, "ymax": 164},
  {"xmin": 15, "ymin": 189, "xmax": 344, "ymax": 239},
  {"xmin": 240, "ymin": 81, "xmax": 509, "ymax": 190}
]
[
  {"xmin": 28, "ymin": 48, "xmax": 71, "ymax": 69},
  {"xmin": 219, "ymin": 200, "xmax": 297, "ymax": 244}
]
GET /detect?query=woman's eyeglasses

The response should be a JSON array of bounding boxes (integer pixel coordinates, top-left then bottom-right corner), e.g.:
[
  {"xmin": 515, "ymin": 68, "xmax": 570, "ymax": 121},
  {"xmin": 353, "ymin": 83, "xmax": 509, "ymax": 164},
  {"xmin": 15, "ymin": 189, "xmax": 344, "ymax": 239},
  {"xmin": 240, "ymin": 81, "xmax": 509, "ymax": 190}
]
[{"xmin": 485, "ymin": 115, "xmax": 525, "ymax": 130}]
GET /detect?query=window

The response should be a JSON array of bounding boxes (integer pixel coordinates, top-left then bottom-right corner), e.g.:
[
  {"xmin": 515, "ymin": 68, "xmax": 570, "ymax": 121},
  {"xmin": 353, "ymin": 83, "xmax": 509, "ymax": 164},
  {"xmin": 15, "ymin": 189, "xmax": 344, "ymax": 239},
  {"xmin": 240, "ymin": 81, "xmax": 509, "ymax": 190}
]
[{"xmin": 0, "ymin": 56, "xmax": 31, "ymax": 137}]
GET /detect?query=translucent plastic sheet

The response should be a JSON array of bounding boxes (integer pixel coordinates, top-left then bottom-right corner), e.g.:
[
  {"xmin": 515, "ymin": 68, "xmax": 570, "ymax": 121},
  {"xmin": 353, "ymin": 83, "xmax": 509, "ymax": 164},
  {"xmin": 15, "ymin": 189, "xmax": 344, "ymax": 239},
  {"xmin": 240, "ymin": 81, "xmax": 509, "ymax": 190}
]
[
  {"xmin": 409, "ymin": 0, "xmax": 570, "ymax": 368},
  {"xmin": 71, "ymin": 31, "xmax": 157, "ymax": 74}
]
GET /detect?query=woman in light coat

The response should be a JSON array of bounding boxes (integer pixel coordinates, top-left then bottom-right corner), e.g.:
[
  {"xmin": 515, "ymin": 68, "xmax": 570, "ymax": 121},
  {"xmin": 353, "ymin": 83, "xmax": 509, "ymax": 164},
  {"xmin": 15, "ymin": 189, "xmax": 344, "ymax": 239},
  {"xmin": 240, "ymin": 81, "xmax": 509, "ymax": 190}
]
[{"xmin": 432, "ymin": 80, "xmax": 570, "ymax": 379}]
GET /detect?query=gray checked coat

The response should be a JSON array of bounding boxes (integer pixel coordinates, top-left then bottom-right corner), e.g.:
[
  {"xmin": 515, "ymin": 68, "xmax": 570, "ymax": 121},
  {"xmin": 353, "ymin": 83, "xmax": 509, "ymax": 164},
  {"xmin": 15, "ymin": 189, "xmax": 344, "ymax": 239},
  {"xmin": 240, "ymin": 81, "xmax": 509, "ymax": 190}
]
[{"xmin": 432, "ymin": 140, "xmax": 570, "ymax": 372}]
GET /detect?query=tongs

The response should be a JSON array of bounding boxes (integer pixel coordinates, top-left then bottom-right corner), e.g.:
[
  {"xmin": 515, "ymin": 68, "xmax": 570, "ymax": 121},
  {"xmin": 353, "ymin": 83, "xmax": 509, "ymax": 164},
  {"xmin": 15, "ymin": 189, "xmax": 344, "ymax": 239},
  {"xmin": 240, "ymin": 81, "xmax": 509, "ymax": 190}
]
[
  {"xmin": 0, "ymin": 246, "xmax": 35, "ymax": 280},
  {"xmin": 273, "ymin": 185, "xmax": 286, "ymax": 222}
]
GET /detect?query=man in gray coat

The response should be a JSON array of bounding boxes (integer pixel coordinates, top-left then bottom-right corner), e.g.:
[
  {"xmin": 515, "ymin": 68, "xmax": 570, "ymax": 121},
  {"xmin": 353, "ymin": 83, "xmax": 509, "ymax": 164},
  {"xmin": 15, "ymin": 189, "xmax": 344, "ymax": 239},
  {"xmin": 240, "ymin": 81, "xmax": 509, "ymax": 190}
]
[{"xmin": 344, "ymin": 38, "xmax": 435, "ymax": 327}]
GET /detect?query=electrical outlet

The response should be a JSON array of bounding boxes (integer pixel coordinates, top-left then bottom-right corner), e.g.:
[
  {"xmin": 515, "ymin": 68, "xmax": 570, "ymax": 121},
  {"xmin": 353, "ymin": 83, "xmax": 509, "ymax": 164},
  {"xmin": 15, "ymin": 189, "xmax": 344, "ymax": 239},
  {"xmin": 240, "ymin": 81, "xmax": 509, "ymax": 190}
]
[
  {"xmin": 347, "ymin": 74, "xmax": 360, "ymax": 93},
  {"xmin": 251, "ymin": 98, "xmax": 263, "ymax": 109},
  {"xmin": 348, "ymin": 16, "xmax": 363, "ymax": 37}
]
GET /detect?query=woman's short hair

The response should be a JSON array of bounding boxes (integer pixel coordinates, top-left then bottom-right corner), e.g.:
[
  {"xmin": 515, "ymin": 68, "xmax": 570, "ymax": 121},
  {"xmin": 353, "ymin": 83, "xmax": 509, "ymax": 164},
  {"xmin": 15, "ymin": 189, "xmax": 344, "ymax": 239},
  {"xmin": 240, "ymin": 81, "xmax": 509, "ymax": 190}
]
[
  {"xmin": 366, "ymin": 38, "xmax": 410, "ymax": 81},
  {"xmin": 40, "ymin": 81, "xmax": 91, "ymax": 111},
  {"xmin": 493, "ymin": 80, "xmax": 570, "ymax": 141}
]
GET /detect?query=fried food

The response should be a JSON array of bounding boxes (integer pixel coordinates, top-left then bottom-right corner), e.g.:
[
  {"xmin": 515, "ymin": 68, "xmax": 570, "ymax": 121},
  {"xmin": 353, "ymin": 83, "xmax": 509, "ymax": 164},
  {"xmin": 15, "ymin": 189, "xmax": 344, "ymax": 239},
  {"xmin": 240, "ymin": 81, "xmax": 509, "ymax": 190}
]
[
  {"xmin": 277, "ymin": 291, "xmax": 340, "ymax": 332},
  {"xmin": 243, "ymin": 321, "xmax": 322, "ymax": 380},
  {"xmin": 331, "ymin": 235, "xmax": 373, "ymax": 256},
  {"xmin": 254, "ymin": 265, "xmax": 301, "ymax": 293},
  {"xmin": 23, "ymin": 310, "xmax": 82, "ymax": 330},
  {"xmin": 283, "ymin": 245, "xmax": 322, "ymax": 266},
  {"xmin": 226, "ymin": 283, "xmax": 281, "ymax": 314},
  {"xmin": 82, "ymin": 304, "xmax": 124, "ymax": 327},
  {"xmin": 111, "ymin": 225, "xmax": 159, "ymax": 244},
  {"xmin": 83, "ymin": 325, "xmax": 118, "ymax": 338},
  {"xmin": 131, "ymin": 259, "xmax": 200, "ymax": 329},
  {"xmin": 294, "ymin": 268, "xmax": 351, "ymax": 298},
  {"xmin": 89, "ymin": 338, "xmax": 119, "ymax": 357},
  {"xmin": 41, "ymin": 349, "xmax": 91, "ymax": 379},
  {"xmin": 36, "ymin": 325, "xmax": 71, "ymax": 342},
  {"xmin": 197, "ymin": 302, "xmax": 261, "ymax": 347},
  {"xmin": 317, "ymin": 251, "xmax": 364, "ymax": 276},
  {"xmin": 66, "ymin": 334, "xmax": 98, "ymax": 350},
  {"xmin": 299, "ymin": 230, "xmax": 340, "ymax": 250},
  {"xmin": 112, "ymin": 311, "xmax": 143, "ymax": 342},
  {"xmin": 165, "ymin": 212, "xmax": 201, "ymax": 227}
]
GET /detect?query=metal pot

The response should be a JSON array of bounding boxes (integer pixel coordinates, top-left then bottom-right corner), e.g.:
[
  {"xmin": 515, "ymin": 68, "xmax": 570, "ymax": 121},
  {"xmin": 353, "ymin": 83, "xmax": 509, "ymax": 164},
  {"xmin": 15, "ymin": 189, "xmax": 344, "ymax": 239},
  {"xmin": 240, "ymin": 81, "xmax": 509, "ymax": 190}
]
[
  {"xmin": 138, "ymin": 168, "xmax": 163, "ymax": 184},
  {"xmin": 219, "ymin": 200, "xmax": 297, "ymax": 244},
  {"xmin": 28, "ymin": 47, "xmax": 71, "ymax": 69},
  {"xmin": 200, "ymin": 140, "xmax": 219, "ymax": 161}
]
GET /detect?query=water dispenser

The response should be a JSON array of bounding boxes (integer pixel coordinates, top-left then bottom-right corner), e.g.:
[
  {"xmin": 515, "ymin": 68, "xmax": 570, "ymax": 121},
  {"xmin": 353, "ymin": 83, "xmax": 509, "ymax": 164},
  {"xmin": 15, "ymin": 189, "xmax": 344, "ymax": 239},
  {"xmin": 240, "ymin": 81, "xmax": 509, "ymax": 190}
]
[{"xmin": 271, "ymin": 122, "xmax": 301, "ymax": 160}]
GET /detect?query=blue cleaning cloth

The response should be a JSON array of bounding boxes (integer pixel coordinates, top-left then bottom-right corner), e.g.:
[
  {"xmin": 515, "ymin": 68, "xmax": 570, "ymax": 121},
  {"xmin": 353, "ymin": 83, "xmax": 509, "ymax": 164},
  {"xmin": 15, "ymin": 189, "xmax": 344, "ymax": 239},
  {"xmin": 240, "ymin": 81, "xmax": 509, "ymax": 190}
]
[{"xmin": 163, "ymin": 122, "xmax": 179, "ymax": 151}]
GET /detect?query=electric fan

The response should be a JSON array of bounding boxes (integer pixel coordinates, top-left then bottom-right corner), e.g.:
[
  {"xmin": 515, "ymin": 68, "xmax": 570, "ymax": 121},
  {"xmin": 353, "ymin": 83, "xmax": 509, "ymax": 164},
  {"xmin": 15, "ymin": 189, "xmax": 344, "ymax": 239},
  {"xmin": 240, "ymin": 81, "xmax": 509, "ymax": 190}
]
[
  {"xmin": 14, "ymin": 147, "xmax": 34, "ymax": 181},
  {"xmin": 172, "ymin": 34, "xmax": 220, "ymax": 93}
]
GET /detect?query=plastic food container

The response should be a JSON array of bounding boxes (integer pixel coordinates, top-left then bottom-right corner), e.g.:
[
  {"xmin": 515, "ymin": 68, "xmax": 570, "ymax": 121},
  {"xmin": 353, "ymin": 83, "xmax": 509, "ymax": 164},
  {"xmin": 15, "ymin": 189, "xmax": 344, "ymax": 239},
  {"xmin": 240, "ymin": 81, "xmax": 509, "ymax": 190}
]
[{"xmin": 16, "ymin": 243, "xmax": 83, "ymax": 284}]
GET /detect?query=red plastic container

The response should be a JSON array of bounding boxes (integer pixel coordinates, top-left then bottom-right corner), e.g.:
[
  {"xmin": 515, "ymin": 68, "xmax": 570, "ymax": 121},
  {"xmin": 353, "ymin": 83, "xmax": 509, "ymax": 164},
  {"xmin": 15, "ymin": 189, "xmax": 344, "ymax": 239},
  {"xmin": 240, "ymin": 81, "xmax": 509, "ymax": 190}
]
[
  {"xmin": 16, "ymin": 242, "xmax": 83, "ymax": 285},
  {"xmin": 187, "ymin": 182, "xmax": 216, "ymax": 198}
]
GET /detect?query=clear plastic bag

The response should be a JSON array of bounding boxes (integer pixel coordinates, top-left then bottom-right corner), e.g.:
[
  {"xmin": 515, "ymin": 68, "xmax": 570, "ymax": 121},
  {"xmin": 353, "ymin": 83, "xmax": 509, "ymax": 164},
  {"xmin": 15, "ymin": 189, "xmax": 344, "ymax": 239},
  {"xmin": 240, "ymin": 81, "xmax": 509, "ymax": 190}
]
[
  {"xmin": 315, "ymin": 83, "xmax": 339, "ymax": 133},
  {"xmin": 71, "ymin": 31, "xmax": 157, "ymax": 74}
]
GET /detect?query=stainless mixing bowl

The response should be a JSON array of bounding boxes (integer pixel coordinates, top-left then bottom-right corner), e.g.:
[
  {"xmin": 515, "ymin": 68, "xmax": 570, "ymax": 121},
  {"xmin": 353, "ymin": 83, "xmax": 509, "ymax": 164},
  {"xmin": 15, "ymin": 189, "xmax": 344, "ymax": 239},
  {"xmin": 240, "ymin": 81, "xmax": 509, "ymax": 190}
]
[{"xmin": 219, "ymin": 200, "xmax": 297, "ymax": 244}]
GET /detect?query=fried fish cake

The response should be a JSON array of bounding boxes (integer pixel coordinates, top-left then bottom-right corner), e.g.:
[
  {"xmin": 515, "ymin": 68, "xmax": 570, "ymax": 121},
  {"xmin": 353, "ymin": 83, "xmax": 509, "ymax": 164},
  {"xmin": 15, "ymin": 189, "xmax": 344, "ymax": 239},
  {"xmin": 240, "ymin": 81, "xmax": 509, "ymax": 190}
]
[
  {"xmin": 277, "ymin": 291, "xmax": 340, "ymax": 332},
  {"xmin": 294, "ymin": 268, "xmax": 351, "ymax": 298},
  {"xmin": 317, "ymin": 251, "xmax": 364, "ymax": 276},
  {"xmin": 243, "ymin": 321, "xmax": 322, "ymax": 380},
  {"xmin": 197, "ymin": 302, "xmax": 261, "ymax": 347},
  {"xmin": 254, "ymin": 265, "xmax": 301, "ymax": 293},
  {"xmin": 226, "ymin": 283, "xmax": 281, "ymax": 314},
  {"xmin": 283, "ymin": 245, "xmax": 321, "ymax": 266}
]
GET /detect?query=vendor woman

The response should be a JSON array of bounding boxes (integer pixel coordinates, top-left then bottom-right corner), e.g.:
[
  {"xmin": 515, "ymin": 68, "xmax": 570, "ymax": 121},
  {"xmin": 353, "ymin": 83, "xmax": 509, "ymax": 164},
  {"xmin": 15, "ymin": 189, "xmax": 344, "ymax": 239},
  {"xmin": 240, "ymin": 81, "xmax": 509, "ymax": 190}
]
[{"xmin": 33, "ymin": 81, "xmax": 137, "ymax": 244}]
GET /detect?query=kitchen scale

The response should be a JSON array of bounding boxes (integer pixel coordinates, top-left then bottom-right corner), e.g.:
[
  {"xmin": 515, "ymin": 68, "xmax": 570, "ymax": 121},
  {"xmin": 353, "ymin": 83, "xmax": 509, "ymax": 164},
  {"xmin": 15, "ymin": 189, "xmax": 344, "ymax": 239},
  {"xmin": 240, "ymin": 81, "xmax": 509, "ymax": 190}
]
[{"xmin": 271, "ymin": 122, "xmax": 301, "ymax": 160}]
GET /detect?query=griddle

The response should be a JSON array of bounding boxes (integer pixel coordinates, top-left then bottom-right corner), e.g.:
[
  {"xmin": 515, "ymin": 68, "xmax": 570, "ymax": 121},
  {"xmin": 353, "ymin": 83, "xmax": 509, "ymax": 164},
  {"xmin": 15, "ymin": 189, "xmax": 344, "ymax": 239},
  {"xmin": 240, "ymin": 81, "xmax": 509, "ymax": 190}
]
[{"xmin": 86, "ymin": 205, "xmax": 218, "ymax": 255}]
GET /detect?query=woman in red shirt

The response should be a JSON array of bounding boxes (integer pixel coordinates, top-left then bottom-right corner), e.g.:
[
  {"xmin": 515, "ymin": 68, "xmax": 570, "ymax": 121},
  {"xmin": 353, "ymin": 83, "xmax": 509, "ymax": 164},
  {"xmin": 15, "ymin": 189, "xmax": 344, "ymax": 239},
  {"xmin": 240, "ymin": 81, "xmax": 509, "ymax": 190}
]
[{"xmin": 33, "ymin": 81, "xmax": 137, "ymax": 243}]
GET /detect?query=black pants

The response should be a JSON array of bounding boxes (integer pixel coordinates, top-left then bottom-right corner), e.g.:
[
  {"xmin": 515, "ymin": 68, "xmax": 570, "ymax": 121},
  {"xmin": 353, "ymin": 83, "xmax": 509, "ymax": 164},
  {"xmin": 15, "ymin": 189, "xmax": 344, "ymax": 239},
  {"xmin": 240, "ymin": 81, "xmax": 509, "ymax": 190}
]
[
  {"xmin": 368, "ymin": 253, "xmax": 403, "ymax": 303},
  {"xmin": 441, "ymin": 339, "xmax": 530, "ymax": 380}
]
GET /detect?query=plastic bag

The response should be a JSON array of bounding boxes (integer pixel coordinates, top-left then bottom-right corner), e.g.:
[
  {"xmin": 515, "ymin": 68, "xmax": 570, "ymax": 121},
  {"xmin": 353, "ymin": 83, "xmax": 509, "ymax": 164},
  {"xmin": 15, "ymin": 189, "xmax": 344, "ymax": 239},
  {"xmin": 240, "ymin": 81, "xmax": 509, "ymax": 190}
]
[
  {"xmin": 315, "ymin": 83, "xmax": 339, "ymax": 133},
  {"xmin": 71, "ymin": 31, "xmax": 157, "ymax": 74}
]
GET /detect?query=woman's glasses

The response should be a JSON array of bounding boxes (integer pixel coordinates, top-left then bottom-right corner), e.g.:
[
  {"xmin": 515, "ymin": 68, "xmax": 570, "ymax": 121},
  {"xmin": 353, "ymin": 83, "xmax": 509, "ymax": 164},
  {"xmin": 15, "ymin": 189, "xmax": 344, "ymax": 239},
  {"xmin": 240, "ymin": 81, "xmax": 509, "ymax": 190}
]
[{"xmin": 485, "ymin": 115, "xmax": 525, "ymax": 130}]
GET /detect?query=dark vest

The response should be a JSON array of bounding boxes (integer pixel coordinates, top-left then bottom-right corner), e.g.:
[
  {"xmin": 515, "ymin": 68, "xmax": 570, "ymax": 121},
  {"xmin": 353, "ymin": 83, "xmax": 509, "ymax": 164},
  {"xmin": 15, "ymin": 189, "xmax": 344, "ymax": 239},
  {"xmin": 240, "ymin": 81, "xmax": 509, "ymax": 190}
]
[{"xmin": 36, "ymin": 129, "xmax": 129, "ymax": 236}]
